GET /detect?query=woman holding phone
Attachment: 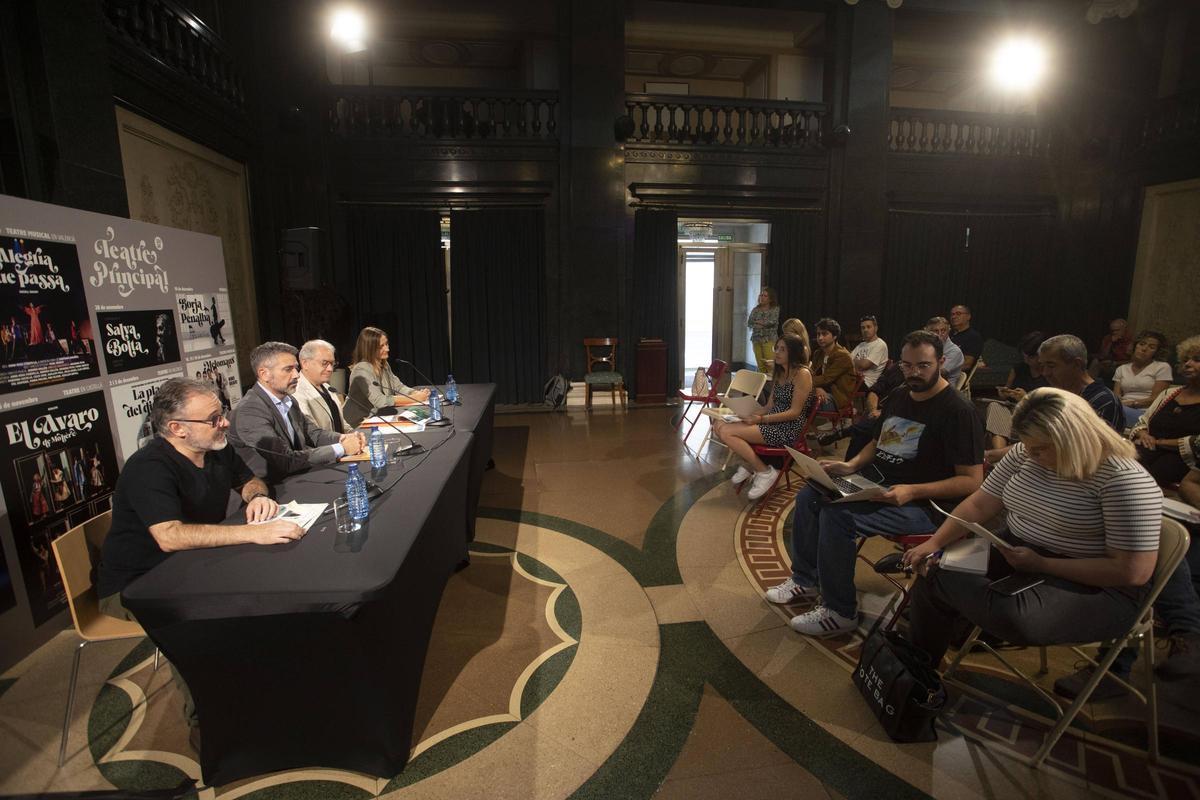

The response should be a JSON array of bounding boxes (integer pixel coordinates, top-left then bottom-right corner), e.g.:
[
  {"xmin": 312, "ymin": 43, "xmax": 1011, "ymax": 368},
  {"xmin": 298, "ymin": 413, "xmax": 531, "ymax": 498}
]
[{"xmin": 343, "ymin": 326, "xmax": 432, "ymax": 427}]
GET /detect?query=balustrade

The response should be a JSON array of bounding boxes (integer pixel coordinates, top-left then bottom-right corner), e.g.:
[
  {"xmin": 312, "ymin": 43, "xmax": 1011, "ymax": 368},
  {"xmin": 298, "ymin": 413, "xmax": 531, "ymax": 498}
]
[
  {"xmin": 327, "ymin": 89, "xmax": 558, "ymax": 141},
  {"xmin": 622, "ymin": 95, "xmax": 827, "ymax": 149}
]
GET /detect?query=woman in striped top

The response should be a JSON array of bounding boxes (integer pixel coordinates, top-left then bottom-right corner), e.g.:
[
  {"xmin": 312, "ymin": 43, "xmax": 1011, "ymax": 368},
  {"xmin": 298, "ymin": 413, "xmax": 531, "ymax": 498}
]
[{"xmin": 901, "ymin": 387, "xmax": 1162, "ymax": 665}]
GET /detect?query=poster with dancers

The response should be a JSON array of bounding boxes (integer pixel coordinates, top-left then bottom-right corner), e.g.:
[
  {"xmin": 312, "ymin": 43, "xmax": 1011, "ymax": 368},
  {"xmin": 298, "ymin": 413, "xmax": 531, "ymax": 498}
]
[
  {"xmin": 0, "ymin": 235, "xmax": 99, "ymax": 394},
  {"xmin": 176, "ymin": 291, "xmax": 232, "ymax": 353},
  {"xmin": 109, "ymin": 372, "xmax": 183, "ymax": 461},
  {"xmin": 96, "ymin": 309, "xmax": 180, "ymax": 374},
  {"xmin": 185, "ymin": 350, "xmax": 242, "ymax": 414},
  {"xmin": 0, "ymin": 546, "xmax": 16, "ymax": 617},
  {"xmin": 0, "ymin": 391, "xmax": 118, "ymax": 625}
]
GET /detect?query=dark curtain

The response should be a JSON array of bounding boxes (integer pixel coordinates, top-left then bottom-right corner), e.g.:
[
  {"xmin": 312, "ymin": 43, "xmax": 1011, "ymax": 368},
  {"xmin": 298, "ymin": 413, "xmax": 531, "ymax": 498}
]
[
  {"xmin": 628, "ymin": 208, "xmax": 678, "ymax": 395},
  {"xmin": 768, "ymin": 211, "xmax": 825, "ymax": 331},
  {"xmin": 344, "ymin": 206, "xmax": 449, "ymax": 383},
  {"xmin": 881, "ymin": 210, "xmax": 1055, "ymax": 352},
  {"xmin": 450, "ymin": 208, "xmax": 546, "ymax": 404}
]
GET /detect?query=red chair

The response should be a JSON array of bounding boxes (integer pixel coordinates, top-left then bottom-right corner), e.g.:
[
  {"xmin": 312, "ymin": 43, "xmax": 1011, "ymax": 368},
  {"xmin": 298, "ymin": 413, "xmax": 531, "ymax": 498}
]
[
  {"xmin": 813, "ymin": 375, "xmax": 863, "ymax": 435},
  {"xmin": 855, "ymin": 532, "xmax": 934, "ymax": 631},
  {"xmin": 737, "ymin": 399, "xmax": 822, "ymax": 511},
  {"xmin": 675, "ymin": 359, "xmax": 728, "ymax": 440}
]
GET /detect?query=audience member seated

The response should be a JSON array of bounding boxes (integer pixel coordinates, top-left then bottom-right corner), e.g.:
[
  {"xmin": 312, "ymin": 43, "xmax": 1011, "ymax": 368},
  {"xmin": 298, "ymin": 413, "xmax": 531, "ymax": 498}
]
[
  {"xmin": 715, "ymin": 334, "xmax": 814, "ymax": 500},
  {"xmin": 343, "ymin": 326, "xmax": 432, "ymax": 427},
  {"xmin": 811, "ymin": 318, "xmax": 856, "ymax": 412},
  {"xmin": 1129, "ymin": 335, "xmax": 1200, "ymax": 485},
  {"xmin": 97, "ymin": 378, "xmax": 304, "ymax": 736},
  {"xmin": 823, "ymin": 360, "xmax": 905, "ymax": 458},
  {"xmin": 1090, "ymin": 317, "xmax": 1133, "ymax": 381},
  {"xmin": 903, "ymin": 389, "xmax": 1162, "ymax": 677},
  {"xmin": 766, "ymin": 330, "xmax": 984, "ymax": 636},
  {"xmin": 1038, "ymin": 334, "xmax": 1124, "ymax": 430},
  {"xmin": 950, "ymin": 304, "xmax": 983, "ymax": 373},
  {"xmin": 926, "ymin": 316, "xmax": 964, "ymax": 387},
  {"xmin": 747, "ymin": 287, "xmax": 781, "ymax": 374},
  {"xmin": 997, "ymin": 331, "xmax": 1049, "ymax": 403},
  {"xmin": 1114, "ymin": 330, "xmax": 1172, "ymax": 428},
  {"xmin": 295, "ymin": 338, "xmax": 353, "ymax": 434},
  {"xmin": 229, "ymin": 342, "xmax": 364, "ymax": 482},
  {"xmin": 851, "ymin": 315, "xmax": 889, "ymax": 389},
  {"xmin": 781, "ymin": 317, "xmax": 811, "ymax": 363}
]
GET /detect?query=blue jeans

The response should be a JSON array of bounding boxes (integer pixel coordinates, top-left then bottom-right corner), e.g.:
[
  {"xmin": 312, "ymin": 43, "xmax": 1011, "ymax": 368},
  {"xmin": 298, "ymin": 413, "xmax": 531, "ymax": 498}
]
[
  {"xmin": 816, "ymin": 395, "xmax": 838, "ymax": 413},
  {"xmin": 1109, "ymin": 539, "xmax": 1200, "ymax": 674},
  {"xmin": 789, "ymin": 484, "xmax": 937, "ymax": 619},
  {"xmin": 1122, "ymin": 405, "xmax": 1145, "ymax": 428}
]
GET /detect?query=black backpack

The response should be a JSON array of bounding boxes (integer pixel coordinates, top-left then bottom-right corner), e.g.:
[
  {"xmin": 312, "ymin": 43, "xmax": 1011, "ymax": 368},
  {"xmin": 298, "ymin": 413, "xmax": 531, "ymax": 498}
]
[{"xmin": 543, "ymin": 374, "xmax": 569, "ymax": 408}]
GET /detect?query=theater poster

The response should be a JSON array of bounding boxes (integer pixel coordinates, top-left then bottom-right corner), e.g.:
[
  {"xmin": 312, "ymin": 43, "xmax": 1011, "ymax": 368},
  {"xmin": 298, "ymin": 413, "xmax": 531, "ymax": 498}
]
[
  {"xmin": 177, "ymin": 291, "xmax": 233, "ymax": 353},
  {"xmin": 109, "ymin": 370, "xmax": 183, "ymax": 461},
  {"xmin": 96, "ymin": 309, "xmax": 180, "ymax": 374},
  {"xmin": 185, "ymin": 349, "xmax": 242, "ymax": 413},
  {"xmin": 0, "ymin": 390, "xmax": 118, "ymax": 625},
  {"xmin": 0, "ymin": 235, "xmax": 100, "ymax": 393}
]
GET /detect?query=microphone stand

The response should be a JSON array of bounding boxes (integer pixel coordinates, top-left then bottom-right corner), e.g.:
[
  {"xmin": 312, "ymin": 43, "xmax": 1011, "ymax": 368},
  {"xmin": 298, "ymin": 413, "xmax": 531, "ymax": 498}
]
[
  {"xmin": 392, "ymin": 357, "xmax": 460, "ymax": 405},
  {"xmin": 366, "ymin": 405, "xmax": 426, "ymax": 456}
]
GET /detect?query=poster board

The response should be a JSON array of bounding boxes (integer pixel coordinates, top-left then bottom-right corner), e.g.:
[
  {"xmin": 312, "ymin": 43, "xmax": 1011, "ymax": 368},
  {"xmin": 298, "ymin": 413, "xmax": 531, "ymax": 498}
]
[{"xmin": 0, "ymin": 194, "xmax": 239, "ymax": 664}]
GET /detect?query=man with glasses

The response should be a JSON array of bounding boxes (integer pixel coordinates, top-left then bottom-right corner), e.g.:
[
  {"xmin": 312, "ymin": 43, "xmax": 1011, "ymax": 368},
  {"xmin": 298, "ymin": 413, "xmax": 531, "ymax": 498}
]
[
  {"xmin": 766, "ymin": 330, "xmax": 985, "ymax": 636},
  {"xmin": 229, "ymin": 341, "xmax": 364, "ymax": 483},
  {"xmin": 295, "ymin": 339, "xmax": 353, "ymax": 434},
  {"xmin": 949, "ymin": 304, "xmax": 983, "ymax": 373},
  {"xmin": 97, "ymin": 377, "xmax": 304, "ymax": 744}
]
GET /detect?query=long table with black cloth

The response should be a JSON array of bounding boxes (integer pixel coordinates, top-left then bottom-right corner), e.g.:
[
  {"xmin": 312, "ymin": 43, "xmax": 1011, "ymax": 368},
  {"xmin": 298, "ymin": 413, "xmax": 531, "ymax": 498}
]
[{"xmin": 121, "ymin": 384, "xmax": 496, "ymax": 785}]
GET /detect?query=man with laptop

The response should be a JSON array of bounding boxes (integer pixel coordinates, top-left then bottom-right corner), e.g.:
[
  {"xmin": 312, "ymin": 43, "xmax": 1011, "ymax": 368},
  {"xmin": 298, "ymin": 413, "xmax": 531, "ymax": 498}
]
[{"xmin": 767, "ymin": 330, "xmax": 986, "ymax": 636}]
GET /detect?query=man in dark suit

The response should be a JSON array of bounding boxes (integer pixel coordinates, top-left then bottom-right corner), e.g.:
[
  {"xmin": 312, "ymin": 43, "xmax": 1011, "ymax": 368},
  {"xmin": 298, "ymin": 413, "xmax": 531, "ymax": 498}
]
[{"xmin": 230, "ymin": 341, "xmax": 364, "ymax": 482}]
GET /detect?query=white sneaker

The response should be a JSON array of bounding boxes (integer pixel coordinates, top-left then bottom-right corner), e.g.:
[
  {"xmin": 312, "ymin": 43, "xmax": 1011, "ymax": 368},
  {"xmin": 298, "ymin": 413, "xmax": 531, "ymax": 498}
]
[
  {"xmin": 788, "ymin": 605, "xmax": 858, "ymax": 637},
  {"xmin": 765, "ymin": 577, "xmax": 818, "ymax": 605},
  {"xmin": 746, "ymin": 466, "xmax": 779, "ymax": 500},
  {"xmin": 730, "ymin": 465, "xmax": 752, "ymax": 486}
]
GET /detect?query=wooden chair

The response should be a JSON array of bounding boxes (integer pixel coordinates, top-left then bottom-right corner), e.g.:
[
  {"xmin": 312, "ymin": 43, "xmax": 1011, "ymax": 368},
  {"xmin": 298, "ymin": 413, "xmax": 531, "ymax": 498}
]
[
  {"xmin": 583, "ymin": 337, "xmax": 627, "ymax": 410},
  {"xmin": 51, "ymin": 511, "xmax": 156, "ymax": 766},
  {"xmin": 943, "ymin": 519, "xmax": 1190, "ymax": 767},
  {"xmin": 675, "ymin": 359, "xmax": 728, "ymax": 440}
]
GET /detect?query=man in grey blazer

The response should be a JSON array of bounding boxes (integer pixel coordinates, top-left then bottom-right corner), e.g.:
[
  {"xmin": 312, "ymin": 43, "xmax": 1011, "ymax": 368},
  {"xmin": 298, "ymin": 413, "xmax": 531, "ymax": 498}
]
[
  {"xmin": 295, "ymin": 339, "xmax": 352, "ymax": 434},
  {"xmin": 230, "ymin": 341, "xmax": 364, "ymax": 483}
]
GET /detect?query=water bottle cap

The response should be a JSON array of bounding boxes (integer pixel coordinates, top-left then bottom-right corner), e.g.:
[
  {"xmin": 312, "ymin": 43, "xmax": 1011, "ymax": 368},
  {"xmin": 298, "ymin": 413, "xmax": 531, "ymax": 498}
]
[{"xmin": 348, "ymin": 463, "xmax": 359, "ymax": 473}]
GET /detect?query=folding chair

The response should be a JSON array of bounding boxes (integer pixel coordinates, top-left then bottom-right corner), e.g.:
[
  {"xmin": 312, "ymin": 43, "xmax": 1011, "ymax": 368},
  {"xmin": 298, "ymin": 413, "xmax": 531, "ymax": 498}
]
[
  {"xmin": 812, "ymin": 375, "xmax": 863, "ymax": 435},
  {"xmin": 51, "ymin": 511, "xmax": 159, "ymax": 766},
  {"xmin": 943, "ymin": 518, "xmax": 1190, "ymax": 767},
  {"xmin": 702, "ymin": 369, "xmax": 769, "ymax": 465},
  {"xmin": 675, "ymin": 359, "xmax": 728, "ymax": 440},
  {"xmin": 735, "ymin": 400, "xmax": 822, "ymax": 510},
  {"xmin": 854, "ymin": 531, "xmax": 935, "ymax": 631}
]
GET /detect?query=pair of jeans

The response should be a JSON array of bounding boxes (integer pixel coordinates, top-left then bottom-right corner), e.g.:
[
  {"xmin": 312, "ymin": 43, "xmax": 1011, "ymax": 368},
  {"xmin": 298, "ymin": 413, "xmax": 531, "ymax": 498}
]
[
  {"xmin": 1109, "ymin": 536, "xmax": 1200, "ymax": 674},
  {"xmin": 789, "ymin": 484, "xmax": 937, "ymax": 619}
]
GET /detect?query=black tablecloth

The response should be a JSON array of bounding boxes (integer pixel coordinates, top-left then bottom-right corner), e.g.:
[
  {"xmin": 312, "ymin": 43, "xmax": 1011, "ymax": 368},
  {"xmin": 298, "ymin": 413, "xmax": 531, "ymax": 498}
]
[
  {"xmin": 444, "ymin": 383, "xmax": 495, "ymax": 541},
  {"xmin": 122, "ymin": 397, "xmax": 488, "ymax": 785}
]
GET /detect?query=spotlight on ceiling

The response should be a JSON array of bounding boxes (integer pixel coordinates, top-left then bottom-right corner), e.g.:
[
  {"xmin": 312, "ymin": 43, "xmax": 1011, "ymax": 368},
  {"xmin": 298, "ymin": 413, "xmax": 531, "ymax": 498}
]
[
  {"xmin": 988, "ymin": 36, "xmax": 1047, "ymax": 92},
  {"xmin": 329, "ymin": 7, "xmax": 368, "ymax": 54}
]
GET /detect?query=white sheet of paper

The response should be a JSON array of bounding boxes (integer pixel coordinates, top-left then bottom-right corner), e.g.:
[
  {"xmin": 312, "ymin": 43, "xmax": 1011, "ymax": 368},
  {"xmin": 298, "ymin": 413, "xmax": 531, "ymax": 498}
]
[{"xmin": 929, "ymin": 500, "xmax": 1014, "ymax": 550}]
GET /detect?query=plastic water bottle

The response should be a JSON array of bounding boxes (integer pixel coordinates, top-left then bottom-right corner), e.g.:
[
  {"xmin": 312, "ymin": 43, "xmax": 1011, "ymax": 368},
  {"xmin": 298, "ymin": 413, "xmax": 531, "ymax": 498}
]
[
  {"xmin": 368, "ymin": 427, "xmax": 387, "ymax": 468},
  {"xmin": 430, "ymin": 390, "xmax": 443, "ymax": 422},
  {"xmin": 445, "ymin": 374, "xmax": 459, "ymax": 404},
  {"xmin": 346, "ymin": 464, "xmax": 369, "ymax": 521}
]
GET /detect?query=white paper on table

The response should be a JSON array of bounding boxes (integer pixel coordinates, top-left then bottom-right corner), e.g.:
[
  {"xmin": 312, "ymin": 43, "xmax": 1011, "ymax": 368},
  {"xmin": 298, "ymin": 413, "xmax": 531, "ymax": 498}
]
[{"xmin": 252, "ymin": 501, "xmax": 328, "ymax": 532}]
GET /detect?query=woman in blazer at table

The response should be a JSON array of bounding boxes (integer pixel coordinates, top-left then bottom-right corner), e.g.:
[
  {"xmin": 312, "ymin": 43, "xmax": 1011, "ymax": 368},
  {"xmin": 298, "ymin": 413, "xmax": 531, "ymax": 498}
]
[{"xmin": 343, "ymin": 326, "xmax": 432, "ymax": 427}]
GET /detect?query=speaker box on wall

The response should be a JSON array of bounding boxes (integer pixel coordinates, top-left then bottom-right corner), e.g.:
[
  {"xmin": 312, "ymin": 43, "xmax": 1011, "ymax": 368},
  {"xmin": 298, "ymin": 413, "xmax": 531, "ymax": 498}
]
[{"xmin": 280, "ymin": 227, "xmax": 324, "ymax": 290}]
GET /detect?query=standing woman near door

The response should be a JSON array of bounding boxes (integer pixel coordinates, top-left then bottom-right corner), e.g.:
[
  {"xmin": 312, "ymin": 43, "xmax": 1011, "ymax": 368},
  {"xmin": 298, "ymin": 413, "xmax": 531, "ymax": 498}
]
[{"xmin": 748, "ymin": 287, "xmax": 780, "ymax": 374}]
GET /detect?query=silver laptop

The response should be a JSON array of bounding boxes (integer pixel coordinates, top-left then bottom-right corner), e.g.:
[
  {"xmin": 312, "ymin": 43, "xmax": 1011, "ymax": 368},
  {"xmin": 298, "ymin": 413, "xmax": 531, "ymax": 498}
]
[{"xmin": 785, "ymin": 446, "xmax": 887, "ymax": 503}]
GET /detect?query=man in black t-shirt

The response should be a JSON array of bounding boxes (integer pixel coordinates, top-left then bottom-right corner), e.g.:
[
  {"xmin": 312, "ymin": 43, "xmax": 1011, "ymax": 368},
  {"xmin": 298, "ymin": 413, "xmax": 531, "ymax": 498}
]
[
  {"xmin": 766, "ymin": 331, "xmax": 985, "ymax": 637},
  {"xmin": 97, "ymin": 377, "xmax": 303, "ymax": 736},
  {"xmin": 950, "ymin": 304, "xmax": 984, "ymax": 373}
]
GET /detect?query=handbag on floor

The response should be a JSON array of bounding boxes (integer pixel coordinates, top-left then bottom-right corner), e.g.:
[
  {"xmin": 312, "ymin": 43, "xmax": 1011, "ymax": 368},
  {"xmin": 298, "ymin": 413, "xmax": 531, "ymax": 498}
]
[{"xmin": 852, "ymin": 625, "xmax": 946, "ymax": 743}]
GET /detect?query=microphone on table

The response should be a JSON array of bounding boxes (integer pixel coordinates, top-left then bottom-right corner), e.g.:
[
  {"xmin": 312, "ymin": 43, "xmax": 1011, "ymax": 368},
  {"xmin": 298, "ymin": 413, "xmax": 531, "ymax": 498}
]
[
  {"xmin": 392, "ymin": 357, "xmax": 460, "ymax": 406},
  {"xmin": 365, "ymin": 383, "xmax": 427, "ymax": 454}
]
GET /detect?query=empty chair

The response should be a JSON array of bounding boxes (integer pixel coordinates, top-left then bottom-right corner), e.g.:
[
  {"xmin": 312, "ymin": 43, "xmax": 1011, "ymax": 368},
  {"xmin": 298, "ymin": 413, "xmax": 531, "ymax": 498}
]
[{"xmin": 583, "ymin": 337, "xmax": 627, "ymax": 410}]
